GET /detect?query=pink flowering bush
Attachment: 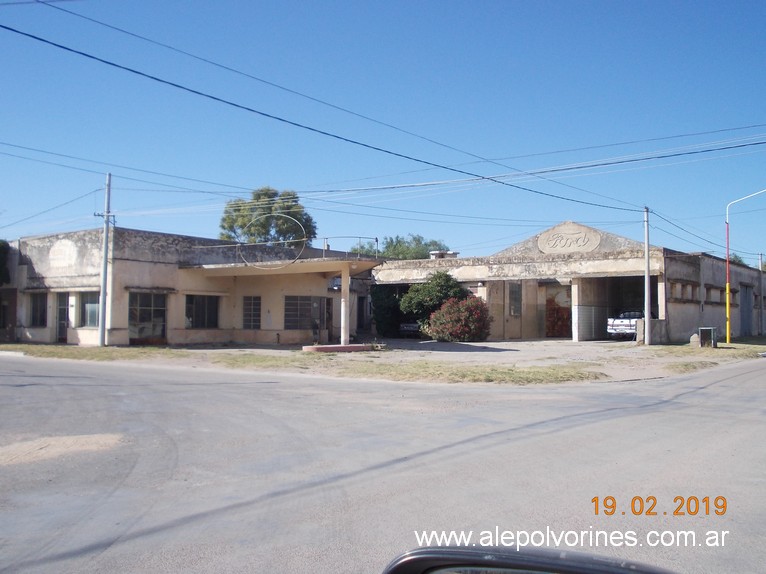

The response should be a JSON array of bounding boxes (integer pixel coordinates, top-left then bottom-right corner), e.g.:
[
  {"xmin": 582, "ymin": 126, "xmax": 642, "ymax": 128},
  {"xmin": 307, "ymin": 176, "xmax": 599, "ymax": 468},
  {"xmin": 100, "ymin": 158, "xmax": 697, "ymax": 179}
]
[{"xmin": 426, "ymin": 296, "xmax": 492, "ymax": 342}]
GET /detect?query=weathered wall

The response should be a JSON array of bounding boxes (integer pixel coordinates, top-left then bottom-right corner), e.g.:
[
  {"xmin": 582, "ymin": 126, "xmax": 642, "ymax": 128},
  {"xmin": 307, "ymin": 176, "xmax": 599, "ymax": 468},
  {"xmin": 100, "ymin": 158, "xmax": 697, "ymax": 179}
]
[
  {"xmin": 663, "ymin": 252, "xmax": 764, "ymax": 342},
  {"xmin": 19, "ymin": 230, "xmax": 103, "ymax": 291}
]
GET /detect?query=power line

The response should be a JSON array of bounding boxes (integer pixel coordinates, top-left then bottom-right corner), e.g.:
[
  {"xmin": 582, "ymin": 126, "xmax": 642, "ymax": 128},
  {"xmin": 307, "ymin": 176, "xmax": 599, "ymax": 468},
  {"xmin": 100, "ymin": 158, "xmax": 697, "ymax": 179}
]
[
  {"xmin": 0, "ymin": 0, "xmax": 74, "ymax": 5},
  {"xmin": 500, "ymin": 139, "xmax": 766, "ymax": 179},
  {"xmin": 6, "ymin": 139, "xmax": 765, "ymax": 245},
  {"xmin": 0, "ymin": 141, "xmax": 252, "ymax": 191},
  {"xmin": 491, "ymin": 123, "xmax": 766, "ymax": 162},
  {"xmin": 35, "ymin": 0, "xmax": 642, "ymax": 211},
  {"xmin": 0, "ymin": 23, "xmax": 642, "ymax": 215},
  {"xmin": 0, "ymin": 187, "xmax": 102, "ymax": 229},
  {"xmin": 29, "ymin": 2, "xmax": 766, "ymax": 182}
]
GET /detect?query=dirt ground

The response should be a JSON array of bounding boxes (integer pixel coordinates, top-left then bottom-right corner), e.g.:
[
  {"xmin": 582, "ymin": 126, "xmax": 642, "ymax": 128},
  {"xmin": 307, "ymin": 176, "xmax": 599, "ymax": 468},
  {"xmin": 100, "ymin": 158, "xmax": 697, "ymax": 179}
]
[{"xmin": 185, "ymin": 337, "xmax": 765, "ymax": 383}]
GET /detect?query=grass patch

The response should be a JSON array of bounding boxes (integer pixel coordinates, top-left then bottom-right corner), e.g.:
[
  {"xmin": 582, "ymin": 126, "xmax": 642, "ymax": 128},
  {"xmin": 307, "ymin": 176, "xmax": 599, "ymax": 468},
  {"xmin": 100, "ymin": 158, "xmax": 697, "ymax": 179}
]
[
  {"xmin": 666, "ymin": 360, "xmax": 720, "ymax": 374},
  {"xmin": 206, "ymin": 352, "xmax": 605, "ymax": 384},
  {"xmin": 0, "ymin": 343, "xmax": 189, "ymax": 362},
  {"xmin": 210, "ymin": 351, "xmax": 335, "ymax": 370},
  {"xmin": 331, "ymin": 360, "xmax": 605, "ymax": 384},
  {"xmin": 647, "ymin": 339, "xmax": 766, "ymax": 361}
]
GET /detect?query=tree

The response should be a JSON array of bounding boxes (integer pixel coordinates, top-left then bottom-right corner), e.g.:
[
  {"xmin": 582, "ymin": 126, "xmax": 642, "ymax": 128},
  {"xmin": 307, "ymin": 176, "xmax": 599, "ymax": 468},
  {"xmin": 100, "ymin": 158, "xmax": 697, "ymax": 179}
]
[
  {"xmin": 219, "ymin": 187, "xmax": 317, "ymax": 246},
  {"xmin": 352, "ymin": 234, "xmax": 449, "ymax": 259},
  {"xmin": 729, "ymin": 253, "xmax": 745, "ymax": 265},
  {"xmin": 399, "ymin": 271, "xmax": 470, "ymax": 326}
]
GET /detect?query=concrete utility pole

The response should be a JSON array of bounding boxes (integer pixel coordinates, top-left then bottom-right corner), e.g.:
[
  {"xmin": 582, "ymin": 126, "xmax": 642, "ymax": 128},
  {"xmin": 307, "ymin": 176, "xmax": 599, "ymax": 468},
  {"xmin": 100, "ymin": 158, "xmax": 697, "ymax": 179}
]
[
  {"xmin": 97, "ymin": 173, "xmax": 111, "ymax": 347},
  {"xmin": 644, "ymin": 207, "xmax": 652, "ymax": 345}
]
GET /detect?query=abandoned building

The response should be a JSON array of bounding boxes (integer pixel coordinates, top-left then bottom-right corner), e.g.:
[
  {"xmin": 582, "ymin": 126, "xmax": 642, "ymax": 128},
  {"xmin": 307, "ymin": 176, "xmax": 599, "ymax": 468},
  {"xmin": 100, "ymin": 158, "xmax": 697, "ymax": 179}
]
[
  {"xmin": 0, "ymin": 227, "xmax": 382, "ymax": 346},
  {"xmin": 1, "ymin": 221, "xmax": 763, "ymax": 346},
  {"xmin": 373, "ymin": 221, "xmax": 765, "ymax": 344}
]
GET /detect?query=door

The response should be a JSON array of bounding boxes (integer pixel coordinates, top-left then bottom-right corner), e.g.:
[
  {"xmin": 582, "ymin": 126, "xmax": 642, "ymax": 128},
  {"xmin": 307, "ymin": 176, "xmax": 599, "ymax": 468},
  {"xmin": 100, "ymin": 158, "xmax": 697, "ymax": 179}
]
[
  {"xmin": 57, "ymin": 292, "xmax": 69, "ymax": 343},
  {"xmin": 545, "ymin": 284, "xmax": 572, "ymax": 338}
]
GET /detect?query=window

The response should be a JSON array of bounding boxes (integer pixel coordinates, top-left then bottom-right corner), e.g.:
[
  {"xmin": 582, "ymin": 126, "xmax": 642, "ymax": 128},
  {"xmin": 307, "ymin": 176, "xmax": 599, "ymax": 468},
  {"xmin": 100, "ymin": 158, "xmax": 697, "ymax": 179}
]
[
  {"xmin": 185, "ymin": 295, "xmax": 219, "ymax": 329},
  {"xmin": 129, "ymin": 292, "xmax": 167, "ymax": 343},
  {"xmin": 508, "ymin": 282, "xmax": 522, "ymax": 316},
  {"xmin": 243, "ymin": 296, "xmax": 262, "ymax": 330},
  {"xmin": 284, "ymin": 296, "xmax": 314, "ymax": 330},
  {"xmin": 284, "ymin": 296, "xmax": 329, "ymax": 331},
  {"xmin": 79, "ymin": 292, "xmax": 100, "ymax": 327},
  {"xmin": 30, "ymin": 293, "xmax": 47, "ymax": 327}
]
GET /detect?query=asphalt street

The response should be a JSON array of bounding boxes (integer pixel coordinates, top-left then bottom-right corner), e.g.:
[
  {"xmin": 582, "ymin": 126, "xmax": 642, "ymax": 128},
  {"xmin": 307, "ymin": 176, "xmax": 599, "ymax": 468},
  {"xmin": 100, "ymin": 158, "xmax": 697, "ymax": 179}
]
[{"xmin": 0, "ymin": 353, "xmax": 764, "ymax": 573}]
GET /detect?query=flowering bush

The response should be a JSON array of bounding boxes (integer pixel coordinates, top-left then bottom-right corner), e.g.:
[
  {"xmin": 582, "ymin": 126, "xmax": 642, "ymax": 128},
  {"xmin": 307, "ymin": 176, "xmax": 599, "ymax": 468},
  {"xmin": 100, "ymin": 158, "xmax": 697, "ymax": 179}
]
[{"xmin": 426, "ymin": 296, "xmax": 492, "ymax": 342}]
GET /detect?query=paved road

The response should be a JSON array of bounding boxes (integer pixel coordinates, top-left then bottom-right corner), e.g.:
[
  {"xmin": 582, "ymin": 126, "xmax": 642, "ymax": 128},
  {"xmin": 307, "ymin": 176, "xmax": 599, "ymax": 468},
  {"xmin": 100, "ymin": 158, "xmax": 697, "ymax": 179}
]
[{"xmin": 0, "ymin": 354, "xmax": 763, "ymax": 573}]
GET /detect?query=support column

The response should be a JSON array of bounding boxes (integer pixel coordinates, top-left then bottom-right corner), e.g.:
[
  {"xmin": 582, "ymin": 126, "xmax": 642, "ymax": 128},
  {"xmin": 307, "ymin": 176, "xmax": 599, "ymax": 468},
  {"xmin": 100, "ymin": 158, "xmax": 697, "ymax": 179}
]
[
  {"xmin": 571, "ymin": 280, "xmax": 580, "ymax": 342},
  {"xmin": 340, "ymin": 266, "xmax": 350, "ymax": 345}
]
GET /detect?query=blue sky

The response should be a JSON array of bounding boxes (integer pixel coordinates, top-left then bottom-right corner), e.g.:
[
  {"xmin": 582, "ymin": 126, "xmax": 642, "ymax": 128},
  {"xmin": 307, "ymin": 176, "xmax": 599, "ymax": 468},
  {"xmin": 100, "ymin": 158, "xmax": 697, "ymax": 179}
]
[{"xmin": 1, "ymin": 0, "xmax": 765, "ymax": 264}]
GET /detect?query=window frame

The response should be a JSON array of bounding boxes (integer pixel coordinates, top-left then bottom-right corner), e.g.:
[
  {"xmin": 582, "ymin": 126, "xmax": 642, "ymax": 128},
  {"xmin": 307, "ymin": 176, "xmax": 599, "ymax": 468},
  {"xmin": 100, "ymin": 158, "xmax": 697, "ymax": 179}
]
[
  {"xmin": 508, "ymin": 282, "xmax": 522, "ymax": 317},
  {"xmin": 129, "ymin": 292, "xmax": 167, "ymax": 342},
  {"xmin": 243, "ymin": 296, "xmax": 262, "ymax": 330},
  {"xmin": 185, "ymin": 295, "xmax": 220, "ymax": 329},
  {"xmin": 79, "ymin": 292, "xmax": 100, "ymax": 328},
  {"xmin": 29, "ymin": 292, "xmax": 48, "ymax": 328}
]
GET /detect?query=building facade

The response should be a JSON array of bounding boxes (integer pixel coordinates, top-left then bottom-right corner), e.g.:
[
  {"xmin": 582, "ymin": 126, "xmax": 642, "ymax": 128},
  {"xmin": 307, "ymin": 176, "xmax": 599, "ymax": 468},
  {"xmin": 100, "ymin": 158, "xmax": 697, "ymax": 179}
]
[
  {"xmin": 373, "ymin": 222, "xmax": 765, "ymax": 343},
  {"xmin": 2, "ymin": 227, "xmax": 381, "ymax": 346}
]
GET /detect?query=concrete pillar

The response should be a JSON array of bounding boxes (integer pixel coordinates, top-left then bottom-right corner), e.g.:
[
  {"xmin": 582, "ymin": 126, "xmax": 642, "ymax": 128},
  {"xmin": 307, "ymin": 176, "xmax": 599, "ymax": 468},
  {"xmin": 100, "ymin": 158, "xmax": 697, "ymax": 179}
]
[
  {"xmin": 571, "ymin": 280, "xmax": 581, "ymax": 342},
  {"xmin": 340, "ymin": 266, "xmax": 350, "ymax": 345}
]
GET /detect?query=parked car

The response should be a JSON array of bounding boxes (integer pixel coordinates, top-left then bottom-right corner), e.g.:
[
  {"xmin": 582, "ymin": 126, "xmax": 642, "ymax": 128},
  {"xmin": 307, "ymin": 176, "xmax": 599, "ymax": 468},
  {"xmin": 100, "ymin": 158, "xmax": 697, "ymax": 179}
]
[
  {"xmin": 607, "ymin": 310, "xmax": 644, "ymax": 338},
  {"xmin": 398, "ymin": 322, "xmax": 421, "ymax": 338}
]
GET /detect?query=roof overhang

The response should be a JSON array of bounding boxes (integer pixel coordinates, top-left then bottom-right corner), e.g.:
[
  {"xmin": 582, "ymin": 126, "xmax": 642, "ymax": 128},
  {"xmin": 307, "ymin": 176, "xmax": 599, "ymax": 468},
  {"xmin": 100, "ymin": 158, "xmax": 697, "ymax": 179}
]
[{"xmin": 181, "ymin": 257, "xmax": 383, "ymax": 278}]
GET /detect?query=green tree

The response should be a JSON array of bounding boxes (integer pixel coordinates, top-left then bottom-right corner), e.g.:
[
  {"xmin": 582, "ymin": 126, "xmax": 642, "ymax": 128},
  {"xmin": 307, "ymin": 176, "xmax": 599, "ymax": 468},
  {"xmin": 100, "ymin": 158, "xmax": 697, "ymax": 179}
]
[
  {"xmin": 352, "ymin": 234, "xmax": 448, "ymax": 259},
  {"xmin": 219, "ymin": 187, "xmax": 317, "ymax": 246},
  {"xmin": 729, "ymin": 253, "xmax": 745, "ymax": 265},
  {"xmin": 399, "ymin": 271, "xmax": 469, "ymax": 326}
]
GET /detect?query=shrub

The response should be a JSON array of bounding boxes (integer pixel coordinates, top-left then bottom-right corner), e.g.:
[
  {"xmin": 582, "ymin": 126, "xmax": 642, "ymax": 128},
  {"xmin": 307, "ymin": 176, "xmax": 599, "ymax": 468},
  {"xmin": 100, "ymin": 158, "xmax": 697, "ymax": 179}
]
[
  {"xmin": 399, "ymin": 271, "xmax": 469, "ymax": 326},
  {"xmin": 426, "ymin": 296, "xmax": 492, "ymax": 342}
]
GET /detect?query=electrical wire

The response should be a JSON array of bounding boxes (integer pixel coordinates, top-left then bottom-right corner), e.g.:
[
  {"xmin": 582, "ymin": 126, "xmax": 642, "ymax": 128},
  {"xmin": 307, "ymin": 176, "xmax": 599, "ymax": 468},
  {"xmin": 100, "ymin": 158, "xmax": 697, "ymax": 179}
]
[
  {"xmin": 3, "ymin": 25, "xmax": 762, "ymax": 254},
  {"xmin": 0, "ymin": 23, "xmax": 643, "ymax": 215},
  {"xmin": 0, "ymin": 141, "xmax": 252, "ymax": 192},
  {"xmin": 0, "ymin": 187, "xmax": 102, "ymax": 229},
  {"xmin": 33, "ymin": 0, "xmax": 644, "ymax": 211}
]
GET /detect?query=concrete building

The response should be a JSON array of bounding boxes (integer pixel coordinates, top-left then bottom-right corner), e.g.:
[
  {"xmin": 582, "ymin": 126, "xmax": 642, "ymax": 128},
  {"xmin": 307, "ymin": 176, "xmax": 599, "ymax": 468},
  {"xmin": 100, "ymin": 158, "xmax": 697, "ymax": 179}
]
[
  {"xmin": 373, "ymin": 221, "xmax": 765, "ymax": 343},
  {"xmin": 1, "ymin": 227, "xmax": 382, "ymax": 346}
]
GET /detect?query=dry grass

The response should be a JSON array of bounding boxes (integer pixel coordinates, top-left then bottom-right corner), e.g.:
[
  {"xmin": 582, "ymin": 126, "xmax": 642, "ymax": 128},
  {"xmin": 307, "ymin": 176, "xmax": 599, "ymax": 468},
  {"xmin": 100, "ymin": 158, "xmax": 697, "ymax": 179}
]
[
  {"xmin": 665, "ymin": 360, "xmax": 722, "ymax": 374},
  {"xmin": 0, "ymin": 344, "xmax": 189, "ymax": 362},
  {"xmin": 644, "ymin": 339, "xmax": 765, "ymax": 361},
  {"xmin": 336, "ymin": 361, "xmax": 605, "ymax": 384},
  {"xmin": 3, "ymin": 336, "xmax": 763, "ymax": 385},
  {"xmin": 210, "ymin": 350, "xmax": 335, "ymax": 371},
  {"xmin": 213, "ymin": 353, "xmax": 605, "ymax": 385}
]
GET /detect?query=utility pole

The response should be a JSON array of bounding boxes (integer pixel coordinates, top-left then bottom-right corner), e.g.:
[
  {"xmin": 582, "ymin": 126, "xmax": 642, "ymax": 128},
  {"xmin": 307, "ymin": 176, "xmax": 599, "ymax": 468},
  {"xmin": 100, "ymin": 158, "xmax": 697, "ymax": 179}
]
[
  {"xmin": 644, "ymin": 207, "xmax": 652, "ymax": 345},
  {"xmin": 97, "ymin": 173, "xmax": 111, "ymax": 347}
]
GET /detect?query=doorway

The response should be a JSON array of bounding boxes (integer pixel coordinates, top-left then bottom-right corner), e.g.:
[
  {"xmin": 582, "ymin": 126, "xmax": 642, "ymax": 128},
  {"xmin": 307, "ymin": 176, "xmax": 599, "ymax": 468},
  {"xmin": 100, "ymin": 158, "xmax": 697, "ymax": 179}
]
[{"xmin": 57, "ymin": 292, "xmax": 69, "ymax": 343}]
